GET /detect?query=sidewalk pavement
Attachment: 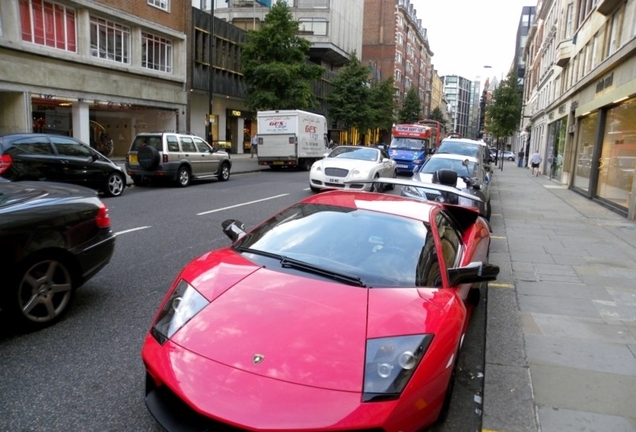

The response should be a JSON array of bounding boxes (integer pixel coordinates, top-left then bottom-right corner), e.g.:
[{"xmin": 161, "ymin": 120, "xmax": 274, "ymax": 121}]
[{"xmin": 483, "ymin": 162, "xmax": 636, "ymax": 432}]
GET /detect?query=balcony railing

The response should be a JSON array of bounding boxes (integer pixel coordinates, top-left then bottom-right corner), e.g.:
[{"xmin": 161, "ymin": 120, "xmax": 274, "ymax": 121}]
[{"xmin": 597, "ymin": 0, "xmax": 623, "ymax": 15}]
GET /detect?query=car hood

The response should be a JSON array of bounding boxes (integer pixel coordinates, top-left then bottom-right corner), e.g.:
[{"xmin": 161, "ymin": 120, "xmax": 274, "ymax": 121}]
[
  {"xmin": 169, "ymin": 250, "xmax": 453, "ymax": 392},
  {"xmin": 412, "ymin": 172, "xmax": 468, "ymax": 189},
  {"xmin": 319, "ymin": 158, "xmax": 375, "ymax": 171}
]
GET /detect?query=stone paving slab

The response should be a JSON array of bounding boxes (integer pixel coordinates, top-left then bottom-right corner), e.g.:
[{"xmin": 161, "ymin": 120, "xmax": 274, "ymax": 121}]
[{"xmin": 537, "ymin": 406, "xmax": 636, "ymax": 432}]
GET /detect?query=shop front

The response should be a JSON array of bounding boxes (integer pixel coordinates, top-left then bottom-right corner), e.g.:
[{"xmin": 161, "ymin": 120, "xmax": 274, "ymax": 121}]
[
  {"xmin": 30, "ymin": 95, "xmax": 179, "ymax": 157},
  {"xmin": 572, "ymin": 97, "xmax": 636, "ymax": 217},
  {"xmin": 546, "ymin": 117, "xmax": 566, "ymax": 182}
]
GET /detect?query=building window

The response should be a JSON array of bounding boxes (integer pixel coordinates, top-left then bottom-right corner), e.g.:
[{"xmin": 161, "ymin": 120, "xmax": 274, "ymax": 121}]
[
  {"xmin": 19, "ymin": 0, "xmax": 76, "ymax": 52},
  {"xmin": 298, "ymin": 18, "xmax": 327, "ymax": 35},
  {"xmin": 395, "ymin": 51, "xmax": 402, "ymax": 64},
  {"xmin": 194, "ymin": 28, "xmax": 210, "ymax": 65},
  {"xmin": 297, "ymin": 0, "xmax": 328, "ymax": 7},
  {"xmin": 148, "ymin": 0, "xmax": 169, "ymax": 12},
  {"xmin": 90, "ymin": 17, "xmax": 130, "ymax": 64},
  {"xmin": 142, "ymin": 32, "xmax": 173, "ymax": 73},
  {"xmin": 395, "ymin": 69, "xmax": 402, "ymax": 83}
]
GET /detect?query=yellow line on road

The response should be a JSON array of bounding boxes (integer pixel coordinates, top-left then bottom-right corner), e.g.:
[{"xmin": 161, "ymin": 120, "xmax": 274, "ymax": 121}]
[
  {"xmin": 489, "ymin": 283, "xmax": 515, "ymax": 288},
  {"xmin": 491, "ymin": 235, "xmax": 507, "ymax": 239}
]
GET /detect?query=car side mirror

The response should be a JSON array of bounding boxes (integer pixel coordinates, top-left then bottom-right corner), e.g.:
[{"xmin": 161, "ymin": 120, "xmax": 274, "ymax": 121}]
[
  {"xmin": 222, "ymin": 219, "xmax": 246, "ymax": 242},
  {"xmin": 447, "ymin": 261, "xmax": 499, "ymax": 286}
]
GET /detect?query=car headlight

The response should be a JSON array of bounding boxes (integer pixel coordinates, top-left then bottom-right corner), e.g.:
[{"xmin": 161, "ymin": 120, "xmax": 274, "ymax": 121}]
[
  {"xmin": 363, "ymin": 334, "xmax": 433, "ymax": 402},
  {"xmin": 150, "ymin": 280, "xmax": 209, "ymax": 345},
  {"xmin": 413, "ymin": 159, "xmax": 423, "ymax": 164},
  {"xmin": 401, "ymin": 185, "xmax": 424, "ymax": 198},
  {"xmin": 312, "ymin": 164, "xmax": 322, "ymax": 172},
  {"xmin": 350, "ymin": 168, "xmax": 370, "ymax": 177}
]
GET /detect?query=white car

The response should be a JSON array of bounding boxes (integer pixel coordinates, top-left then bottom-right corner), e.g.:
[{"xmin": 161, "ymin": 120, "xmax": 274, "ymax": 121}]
[{"xmin": 309, "ymin": 145, "xmax": 397, "ymax": 192}]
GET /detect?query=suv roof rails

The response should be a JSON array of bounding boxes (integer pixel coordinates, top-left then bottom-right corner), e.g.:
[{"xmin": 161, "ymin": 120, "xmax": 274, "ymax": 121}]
[{"xmin": 144, "ymin": 130, "xmax": 195, "ymax": 135}]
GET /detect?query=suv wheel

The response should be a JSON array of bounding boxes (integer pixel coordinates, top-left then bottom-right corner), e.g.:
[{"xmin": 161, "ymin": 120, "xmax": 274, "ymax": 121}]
[
  {"xmin": 105, "ymin": 172, "xmax": 125, "ymax": 197},
  {"xmin": 138, "ymin": 146, "xmax": 160, "ymax": 170},
  {"xmin": 217, "ymin": 162, "xmax": 231, "ymax": 181},
  {"xmin": 177, "ymin": 166, "xmax": 191, "ymax": 187}
]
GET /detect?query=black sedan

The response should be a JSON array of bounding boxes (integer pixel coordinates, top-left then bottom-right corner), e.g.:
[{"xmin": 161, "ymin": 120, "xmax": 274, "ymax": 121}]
[
  {"xmin": 0, "ymin": 133, "xmax": 126, "ymax": 197},
  {"xmin": 0, "ymin": 181, "xmax": 116, "ymax": 330}
]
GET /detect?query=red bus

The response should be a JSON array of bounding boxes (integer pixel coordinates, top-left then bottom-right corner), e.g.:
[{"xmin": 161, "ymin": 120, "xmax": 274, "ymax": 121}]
[{"xmin": 417, "ymin": 119, "xmax": 447, "ymax": 148}]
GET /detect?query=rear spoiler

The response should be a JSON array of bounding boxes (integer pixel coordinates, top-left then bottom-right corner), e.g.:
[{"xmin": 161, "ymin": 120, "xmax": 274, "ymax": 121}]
[{"xmin": 345, "ymin": 178, "xmax": 487, "ymax": 232}]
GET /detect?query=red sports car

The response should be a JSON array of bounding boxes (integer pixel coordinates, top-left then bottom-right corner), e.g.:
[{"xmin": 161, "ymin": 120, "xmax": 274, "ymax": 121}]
[{"xmin": 141, "ymin": 184, "xmax": 498, "ymax": 432}]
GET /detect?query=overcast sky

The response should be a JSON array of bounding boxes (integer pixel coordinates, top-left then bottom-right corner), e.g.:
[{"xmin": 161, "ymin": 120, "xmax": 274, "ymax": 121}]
[{"xmin": 411, "ymin": 0, "xmax": 535, "ymax": 83}]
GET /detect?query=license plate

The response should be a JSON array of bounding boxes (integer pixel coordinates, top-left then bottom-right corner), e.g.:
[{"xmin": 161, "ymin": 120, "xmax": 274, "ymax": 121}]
[
  {"xmin": 129, "ymin": 154, "xmax": 138, "ymax": 164},
  {"xmin": 273, "ymin": 161, "xmax": 284, "ymax": 165},
  {"xmin": 328, "ymin": 178, "xmax": 341, "ymax": 183},
  {"xmin": 397, "ymin": 164, "xmax": 409, "ymax": 168}
]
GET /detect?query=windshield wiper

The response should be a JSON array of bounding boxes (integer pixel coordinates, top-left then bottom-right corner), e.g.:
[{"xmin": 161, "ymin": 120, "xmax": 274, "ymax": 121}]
[{"xmin": 236, "ymin": 246, "xmax": 366, "ymax": 287}]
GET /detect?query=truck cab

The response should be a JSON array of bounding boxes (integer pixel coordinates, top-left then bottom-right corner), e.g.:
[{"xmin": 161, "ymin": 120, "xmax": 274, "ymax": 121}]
[{"xmin": 389, "ymin": 124, "xmax": 433, "ymax": 174}]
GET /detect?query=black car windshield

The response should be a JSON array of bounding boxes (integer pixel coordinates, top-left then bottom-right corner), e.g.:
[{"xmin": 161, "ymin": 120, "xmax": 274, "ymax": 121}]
[
  {"xmin": 328, "ymin": 147, "xmax": 379, "ymax": 162},
  {"xmin": 420, "ymin": 158, "xmax": 476, "ymax": 177},
  {"xmin": 390, "ymin": 138, "xmax": 429, "ymax": 150},
  {"xmin": 233, "ymin": 203, "xmax": 439, "ymax": 288}
]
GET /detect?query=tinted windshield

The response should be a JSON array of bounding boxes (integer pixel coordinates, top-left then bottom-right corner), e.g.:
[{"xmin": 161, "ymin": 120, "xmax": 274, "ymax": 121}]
[
  {"xmin": 328, "ymin": 147, "xmax": 379, "ymax": 162},
  {"xmin": 438, "ymin": 140, "xmax": 482, "ymax": 157},
  {"xmin": 234, "ymin": 203, "xmax": 436, "ymax": 287},
  {"xmin": 389, "ymin": 138, "xmax": 429, "ymax": 150},
  {"xmin": 420, "ymin": 158, "xmax": 476, "ymax": 176}
]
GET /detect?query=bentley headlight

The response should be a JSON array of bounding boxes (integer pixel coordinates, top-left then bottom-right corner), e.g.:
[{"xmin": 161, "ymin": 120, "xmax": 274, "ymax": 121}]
[
  {"xmin": 350, "ymin": 168, "xmax": 369, "ymax": 177},
  {"xmin": 363, "ymin": 335, "xmax": 433, "ymax": 402},
  {"xmin": 151, "ymin": 280, "xmax": 209, "ymax": 345},
  {"xmin": 312, "ymin": 164, "xmax": 323, "ymax": 172}
]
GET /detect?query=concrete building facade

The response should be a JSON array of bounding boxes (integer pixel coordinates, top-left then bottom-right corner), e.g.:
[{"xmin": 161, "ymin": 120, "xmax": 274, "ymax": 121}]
[
  {"xmin": 0, "ymin": 0, "xmax": 190, "ymax": 157},
  {"xmin": 522, "ymin": 0, "xmax": 636, "ymax": 219},
  {"xmin": 443, "ymin": 75, "xmax": 473, "ymax": 138}
]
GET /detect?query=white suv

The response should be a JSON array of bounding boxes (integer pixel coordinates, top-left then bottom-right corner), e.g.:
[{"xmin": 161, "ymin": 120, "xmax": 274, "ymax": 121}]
[{"xmin": 125, "ymin": 132, "xmax": 231, "ymax": 187}]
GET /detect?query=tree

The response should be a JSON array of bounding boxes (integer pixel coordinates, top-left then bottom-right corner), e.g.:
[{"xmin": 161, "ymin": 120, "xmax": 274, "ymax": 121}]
[
  {"xmin": 368, "ymin": 77, "xmax": 397, "ymax": 135},
  {"xmin": 240, "ymin": 2, "xmax": 324, "ymax": 111},
  {"xmin": 485, "ymin": 70, "xmax": 522, "ymax": 144},
  {"xmin": 326, "ymin": 52, "xmax": 374, "ymax": 134},
  {"xmin": 428, "ymin": 107, "xmax": 448, "ymax": 131},
  {"xmin": 398, "ymin": 87, "xmax": 421, "ymax": 123}
]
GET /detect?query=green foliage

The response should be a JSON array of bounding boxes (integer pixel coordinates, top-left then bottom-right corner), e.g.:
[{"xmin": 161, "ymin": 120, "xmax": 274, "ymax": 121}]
[
  {"xmin": 428, "ymin": 107, "xmax": 448, "ymax": 130},
  {"xmin": 240, "ymin": 2, "xmax": 324, "ymax": 111},
  {"xmin": 398, "ymin": 87, "xmax": 421, "ymax": 123},
  {"xmin": 326, "ymin": 52, "xmax": 374, "ymax": 131},
  {"xmin": 369, "ymin": 77, "xmax": 397, "ymax": 134},
  {"xmin": 485, "ymin": 70, "xmax": 522, "ymax": 140}
]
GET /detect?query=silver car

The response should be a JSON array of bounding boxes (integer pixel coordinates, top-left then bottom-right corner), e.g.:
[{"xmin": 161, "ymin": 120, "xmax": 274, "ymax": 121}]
[
  {"xmin": 401, "ymin": 153, "xmax": 492, "ymax": 219},
  {"xmin": 125, "ymin": 132, "xmax": 232, "ymax": 187}
]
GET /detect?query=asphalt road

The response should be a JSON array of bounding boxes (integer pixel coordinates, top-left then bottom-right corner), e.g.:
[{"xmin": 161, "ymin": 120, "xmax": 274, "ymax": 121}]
[{"xmin": 0, "ymin": 169, "xmax": 487, "ymax": 432}]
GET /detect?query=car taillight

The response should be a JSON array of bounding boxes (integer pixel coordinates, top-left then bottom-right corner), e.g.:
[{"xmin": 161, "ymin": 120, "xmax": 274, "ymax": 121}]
[
  {"xmin": 0, "ymin": 154, "xmax": 12, "ymax": 174},
  {"xmin": 162, "ymin": 154, "xmax": 168, "ymax": 163},
  {"xmin": 96, "ymin": 202, "xmax": 111, "ymax": 228}
]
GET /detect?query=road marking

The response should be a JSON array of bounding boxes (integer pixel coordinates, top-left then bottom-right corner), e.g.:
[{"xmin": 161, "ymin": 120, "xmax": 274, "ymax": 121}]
[
  {"xmin": 491, "ymin": 235, "xmax": 507, "ymax": 239},
  {"xmin": 115, "ymin": 226, "xmax": 151, "ymax": 236},
  {"xmin": 489, "ymin": 283, "xmax": 515, "ymax": 288},
  {"xmin": 197, "ymin": 193, "xmax": 290, "ymax": 215}
]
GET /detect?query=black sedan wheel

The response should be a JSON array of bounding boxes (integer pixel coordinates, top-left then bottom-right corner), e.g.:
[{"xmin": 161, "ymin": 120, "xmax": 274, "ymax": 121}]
[
  {"xmin": 105, "ymin": 172, "xmax": 125, "ymax": 197},
  {"xmin": 12, "ymin": 256, "xmax": 75, "ymax": 329}
]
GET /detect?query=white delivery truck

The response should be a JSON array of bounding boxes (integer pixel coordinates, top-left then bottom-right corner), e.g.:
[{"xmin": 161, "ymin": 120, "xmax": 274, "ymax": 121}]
[{"xmin": 256, "ymin": 110, "xmax": 328, "ymax": 170}]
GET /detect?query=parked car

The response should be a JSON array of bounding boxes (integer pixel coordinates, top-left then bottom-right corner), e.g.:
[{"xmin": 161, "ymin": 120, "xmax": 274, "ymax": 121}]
[
  {"xmin": 402, "ymin": 153, "xmax": 492, "ymax": 219},
  {"xmin": 141, "ymin": 186, "xmax": 499, "ymax": 432},
  {"xmin": 0, "ymin": 133, "xmax": 126, "ymax": 197},
  {"xmin": 438, "ymin": 138, "xmax": 492, "ymax": 166},
  {"xmin": 0, "ymin": 181, "xmax": 116, "ymax": 330},
  {"xmin": 125, "ymin": 132, "xmax": 232, "ymax": 187},
  {"xmin": 502, "ymin": 151, "xmax": 516, "ymax": 161},
  {"xmin": 309, "ymin": 145, "xmax": 397, "ymax": 192}
]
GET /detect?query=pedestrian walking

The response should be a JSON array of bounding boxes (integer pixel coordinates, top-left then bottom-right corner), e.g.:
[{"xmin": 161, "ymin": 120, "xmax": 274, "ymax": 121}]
[
  {"xmin": 250, "ymin": 134, "xmax": 258, "ymax": 158},
  {"xmin": 530, "ymin": 149, "xmax": 542, "ymax": 177},
  {"xmin": 517, "ymin": 149, "xmax": 525, "ymax": 168}
]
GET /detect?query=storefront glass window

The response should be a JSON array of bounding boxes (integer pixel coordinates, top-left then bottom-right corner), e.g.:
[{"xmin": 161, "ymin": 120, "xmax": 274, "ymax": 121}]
[
  {"xmin": 573, "ymin": 112, "xmax": 598, "ymax": 192},
  {"xmin": 597, "ymin": 98, "xmax": 636, "ymax": 209},
  {"xmin": 547, "ymin": 118, "xmax": 566, "ymax": 181}
]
